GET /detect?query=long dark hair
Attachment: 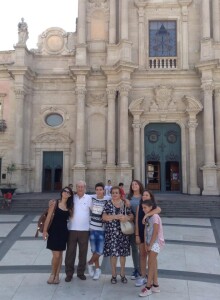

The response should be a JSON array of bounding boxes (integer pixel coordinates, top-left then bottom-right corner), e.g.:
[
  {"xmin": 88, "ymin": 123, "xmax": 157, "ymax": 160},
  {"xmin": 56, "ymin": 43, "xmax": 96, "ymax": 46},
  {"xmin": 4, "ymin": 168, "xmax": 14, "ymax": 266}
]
[
  {"xmin": 128, "ymin": 180, "xmax": 144, "ymax": 199},
  {"xmin": 60, "ymin": 186, "xmax": 74, "ymax": 217},
  {"xmin": 142, "ymin": 189, "xmax": 157, "ymax": 210}
]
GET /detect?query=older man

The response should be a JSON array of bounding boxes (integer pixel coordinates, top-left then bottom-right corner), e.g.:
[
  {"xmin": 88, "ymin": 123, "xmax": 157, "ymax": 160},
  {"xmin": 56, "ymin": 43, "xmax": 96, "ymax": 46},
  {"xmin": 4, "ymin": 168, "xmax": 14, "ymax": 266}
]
[{"xmin": 65, "ymin": 180, "xmax": 92, "ymax": 281}]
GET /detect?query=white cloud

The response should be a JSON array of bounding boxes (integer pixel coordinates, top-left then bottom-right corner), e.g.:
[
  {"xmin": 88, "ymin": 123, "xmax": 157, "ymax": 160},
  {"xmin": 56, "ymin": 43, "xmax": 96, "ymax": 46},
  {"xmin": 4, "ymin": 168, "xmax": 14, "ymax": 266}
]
[{"xmin": 0, "ymin": 0, "xmax": 78, "ymax": 51}]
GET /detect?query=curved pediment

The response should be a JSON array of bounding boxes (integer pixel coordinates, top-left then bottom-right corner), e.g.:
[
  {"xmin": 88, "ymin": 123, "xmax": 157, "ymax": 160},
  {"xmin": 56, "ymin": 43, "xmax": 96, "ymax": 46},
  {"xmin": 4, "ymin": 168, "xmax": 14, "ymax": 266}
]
[
  {"xmin": 183, "ymin": 96, "xmax": 203, "ymax": 114},
  {"xmin": 129, "ymin": 97, "xmax": 144, "ymax": 115},
  {"xmin": 34, "ymin": 132, "xmax": 73, "ymax": 144}
]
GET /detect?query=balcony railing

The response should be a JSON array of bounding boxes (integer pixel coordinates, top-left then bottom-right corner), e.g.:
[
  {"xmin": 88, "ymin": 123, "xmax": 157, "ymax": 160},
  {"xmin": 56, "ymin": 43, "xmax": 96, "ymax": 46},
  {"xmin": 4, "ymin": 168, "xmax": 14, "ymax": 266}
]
[
  {"xmin": 0, "ymin": 120, "xmax": 7, "ymax": 132},
  {"xmin": 149, "ymin": 57, "xmax": 177, "ymax": 69}
]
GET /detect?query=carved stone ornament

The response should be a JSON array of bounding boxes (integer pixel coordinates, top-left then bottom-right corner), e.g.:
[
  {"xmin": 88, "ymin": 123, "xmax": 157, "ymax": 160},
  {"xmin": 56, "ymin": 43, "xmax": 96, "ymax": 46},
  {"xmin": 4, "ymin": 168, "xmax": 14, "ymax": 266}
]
[
  {"xmin": 87, "ymin": 93, "xmax": 107, "ymax": 107},
  {"xmin": 150, "ymin": 85, "xmax": 176, "ymax": 112},
  {"xmin": 34, "ymin": 132, "xmax": 72, "ymax": 144},
  {"xmin": 129, "ymin": 98, "xmax": 144, "ymax": 116},
  {"xmin": 88, "ymin": 0, "xmax": 108, "ymax": 10},
  {"xmin": 35, "ymin": 27, "xmax": 71, "ymax": 55},
  {"xmin": 183, "ymin": 96, "xmax": 203, "ymax": 115}
]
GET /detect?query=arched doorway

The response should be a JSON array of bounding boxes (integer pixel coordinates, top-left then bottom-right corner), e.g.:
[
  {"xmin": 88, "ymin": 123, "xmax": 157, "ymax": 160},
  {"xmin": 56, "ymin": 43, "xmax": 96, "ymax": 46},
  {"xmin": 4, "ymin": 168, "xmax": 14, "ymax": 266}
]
[{"xmin": 145, "ymin": 123, "xmax": 181, "ymax": 192}]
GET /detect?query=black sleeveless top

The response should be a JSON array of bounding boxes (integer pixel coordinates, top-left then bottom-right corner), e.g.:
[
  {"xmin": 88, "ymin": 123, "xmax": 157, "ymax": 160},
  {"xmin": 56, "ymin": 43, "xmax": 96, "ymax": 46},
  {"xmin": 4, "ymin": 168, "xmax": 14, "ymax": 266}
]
[{"xmin": 137, "ymin": 203, "xmax": 145, "ymax": 243}]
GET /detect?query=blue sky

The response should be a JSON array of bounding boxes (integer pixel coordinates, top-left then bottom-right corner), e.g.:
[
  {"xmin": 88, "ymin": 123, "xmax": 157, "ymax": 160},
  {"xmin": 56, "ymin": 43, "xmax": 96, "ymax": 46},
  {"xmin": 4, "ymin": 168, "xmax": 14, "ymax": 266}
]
[{"xmin": 0, "ymin": 0, "xmax": 78, "ymax": 51}]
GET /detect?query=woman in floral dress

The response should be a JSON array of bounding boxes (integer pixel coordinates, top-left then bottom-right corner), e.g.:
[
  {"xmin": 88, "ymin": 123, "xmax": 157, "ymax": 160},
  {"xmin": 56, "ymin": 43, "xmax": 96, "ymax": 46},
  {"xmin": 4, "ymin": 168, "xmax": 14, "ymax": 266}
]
[{"xmin": 102, "ymin": 186, "xmax": 134, "ymax": 284}]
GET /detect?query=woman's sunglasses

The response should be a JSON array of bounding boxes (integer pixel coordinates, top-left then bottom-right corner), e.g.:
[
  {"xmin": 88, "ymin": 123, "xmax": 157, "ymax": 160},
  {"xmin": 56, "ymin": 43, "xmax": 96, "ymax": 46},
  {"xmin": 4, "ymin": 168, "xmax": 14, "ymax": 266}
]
[{"xmin": 63, "ymin": 189, "xmax": 71, "ymax": 195}]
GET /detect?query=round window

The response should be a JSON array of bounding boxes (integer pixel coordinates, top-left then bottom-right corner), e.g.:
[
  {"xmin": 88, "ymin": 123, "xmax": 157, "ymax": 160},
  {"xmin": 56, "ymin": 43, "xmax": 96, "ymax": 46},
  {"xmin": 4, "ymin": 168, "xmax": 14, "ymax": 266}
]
[{"xmin": 45, "ymin": 113, "xmax": 63, "ymax": 127}]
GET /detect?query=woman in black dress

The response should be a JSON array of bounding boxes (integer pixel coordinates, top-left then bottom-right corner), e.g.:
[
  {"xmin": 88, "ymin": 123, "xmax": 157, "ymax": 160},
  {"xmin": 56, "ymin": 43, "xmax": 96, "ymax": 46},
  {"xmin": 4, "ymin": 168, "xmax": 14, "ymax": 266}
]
[{"xmin": 43, "ymin": 187, "xmax": 73, "ymax": 284}]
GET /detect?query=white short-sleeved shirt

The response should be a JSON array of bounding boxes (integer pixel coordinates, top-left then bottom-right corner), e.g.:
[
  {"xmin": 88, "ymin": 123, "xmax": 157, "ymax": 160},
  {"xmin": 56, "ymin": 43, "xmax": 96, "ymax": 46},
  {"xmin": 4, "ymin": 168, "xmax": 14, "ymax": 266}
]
[{"xmin": 68, "ymin": 193, "xmax": 92, "ymax": 231}]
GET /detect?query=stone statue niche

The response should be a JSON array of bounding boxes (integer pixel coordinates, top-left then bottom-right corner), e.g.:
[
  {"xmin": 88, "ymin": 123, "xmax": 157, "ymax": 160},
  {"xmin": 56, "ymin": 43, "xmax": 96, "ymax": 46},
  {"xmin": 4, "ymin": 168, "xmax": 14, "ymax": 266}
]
[{"xmin": 17, "ymin": 18, "xmax": 29, "ymax": 45}]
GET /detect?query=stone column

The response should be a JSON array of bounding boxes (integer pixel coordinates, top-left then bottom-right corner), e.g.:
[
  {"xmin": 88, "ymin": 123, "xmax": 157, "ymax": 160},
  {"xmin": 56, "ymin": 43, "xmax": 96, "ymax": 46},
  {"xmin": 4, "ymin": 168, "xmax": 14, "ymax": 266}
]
[
  {"xmin": 63, "ymin": 150, "xmax": 70, "ymax": 187},
  {"xmin": 138, "ymin": 7, "xmax": 145, "ymax": 68},
  {"xmin": 201, "ymin": 81, "xmax": 219, "ymax": 195},
  {"xmin": 213, "ymin": 0, "xmax": 220, "ymax": 42},
  {"xmin": 75, "ymin": 87, "xmax": 86, "ymax": 167},
  {"xmin": 202, "ymin": 82, "xmax": 215, "ymax": 166},
  {"xmin": 214, "ymin": 88, "xmax": 220, "ymax": 167},
  {"xmin": 14, "ymin": 89, "xmax": 25, "ymax": 165},
  {"xmin": 121, "ymin": 0, "xmax": 129, "ymax": 40},
  {"xmin": 119, "ymin": 84, "xmax": 130, "ymax": 166},
  {"xmin": 109, "ymin": 0, "xmax": 116, "ymax": 44},
  {"xmin": 34, "ymin": 149, "xmax": 41, "ymax": 192},
  {"xmin": 179, "ymin": 3, "xmax": 190, "ymax": 69},
  {"xmin": 77, "ymin": 0, "xmax": 86, "ymax": 44},
  {"xmin": 132, "ymin": 122, "xmax": 141, "ymax": 180},
  {"xmin": 106, "ymin": 88, "xmax": 116, "ymax": 166},
  {"xmin": 187, "ymin": 119, "xmax": 200, "ymax": 194},
  {"xmin": 202, "ymin": 0, "xmax": 211, "ymax": 39}
]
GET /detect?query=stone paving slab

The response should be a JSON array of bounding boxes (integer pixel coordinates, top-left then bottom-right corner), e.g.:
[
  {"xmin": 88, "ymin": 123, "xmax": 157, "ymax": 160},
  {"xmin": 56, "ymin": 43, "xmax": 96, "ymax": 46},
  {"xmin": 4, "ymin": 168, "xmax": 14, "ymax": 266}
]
[{"xmin": 0, "ymin": 214, "xmax": 219, "ymax": 300}]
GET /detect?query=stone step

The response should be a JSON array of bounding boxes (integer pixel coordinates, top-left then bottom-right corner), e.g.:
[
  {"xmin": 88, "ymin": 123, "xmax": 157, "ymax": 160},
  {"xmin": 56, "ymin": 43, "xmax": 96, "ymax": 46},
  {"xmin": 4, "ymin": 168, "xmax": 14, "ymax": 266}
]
[{"xmin": 1, "ymin": 193, "xmax": 220, "ymax": 217}]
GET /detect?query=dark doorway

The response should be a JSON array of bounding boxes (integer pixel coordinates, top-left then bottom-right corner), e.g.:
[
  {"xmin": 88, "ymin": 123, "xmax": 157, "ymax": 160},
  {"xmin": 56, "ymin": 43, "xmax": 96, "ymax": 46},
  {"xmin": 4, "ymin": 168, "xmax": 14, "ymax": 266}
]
[
  {"xmin": 42, "ymin": 152, "xmax": 63, "ymax": 192},
  {"xmin": 145, "ymin": 123, "xmax": 181, "ymax": 192}
]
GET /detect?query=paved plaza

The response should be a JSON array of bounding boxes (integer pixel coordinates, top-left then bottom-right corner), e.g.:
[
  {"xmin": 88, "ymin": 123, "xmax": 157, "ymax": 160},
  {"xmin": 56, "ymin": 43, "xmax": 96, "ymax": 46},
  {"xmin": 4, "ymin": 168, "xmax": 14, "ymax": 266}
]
[{"xmin": 0, "ymin": 213, "xmax": 220, "ymax": 300}]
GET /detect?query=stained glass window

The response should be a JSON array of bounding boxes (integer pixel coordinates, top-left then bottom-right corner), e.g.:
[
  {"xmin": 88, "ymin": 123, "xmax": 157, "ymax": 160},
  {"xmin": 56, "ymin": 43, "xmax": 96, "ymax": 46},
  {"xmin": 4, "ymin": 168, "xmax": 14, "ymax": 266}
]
[{"xmin": 149, "ymin": 21, "xmax": 177, "ymax": 57}]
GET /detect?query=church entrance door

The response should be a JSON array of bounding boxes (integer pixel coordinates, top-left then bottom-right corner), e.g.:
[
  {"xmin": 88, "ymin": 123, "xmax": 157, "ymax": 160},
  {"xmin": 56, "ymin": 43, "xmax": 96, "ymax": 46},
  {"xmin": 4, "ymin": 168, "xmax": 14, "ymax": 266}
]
[
  {"xmin": 42, "ymin": 151, "xmax": 63, "ymax": 192},
  {"xmin": 144, "ymin": 123, "xmax": 181, "ymax": 192}
]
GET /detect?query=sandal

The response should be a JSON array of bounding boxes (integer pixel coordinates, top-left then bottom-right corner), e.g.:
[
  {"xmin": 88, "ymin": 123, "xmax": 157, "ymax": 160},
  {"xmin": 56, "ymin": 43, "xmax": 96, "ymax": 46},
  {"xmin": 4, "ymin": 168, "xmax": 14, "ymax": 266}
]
[
  {"xmin": 53, "ymin": 276, "xmax": 60, "ymax": 284},
  {"xmin": 47, "ymin": 274, "xmax": 55, "ymax": 284},
  {"xmin": 111, "ymin": 276, "xmax": 117, "ymax": 284},
  {"xmin": 120, "ymin": 275, "xmax": 127, "ymax": 284}
]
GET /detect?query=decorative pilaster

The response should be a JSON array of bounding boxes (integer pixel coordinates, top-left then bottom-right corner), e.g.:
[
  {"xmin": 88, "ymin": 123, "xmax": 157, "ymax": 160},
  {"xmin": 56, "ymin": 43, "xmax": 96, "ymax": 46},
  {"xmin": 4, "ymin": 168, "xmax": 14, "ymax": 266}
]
[
  {"xmin": 215, "ymin": 87, "xmax": 220, "ymax": 167},
  {"xmin": 202, "ymin": 0, "xmax": 211, "ymax": 39},
  {"xmin": 76, "ymin": 0, "xmax": 87, "ymax": 65},
  {"xmin": 109, "ymin": 0, "xmax": 116, "ymax": 44},
  {"xmin": 137, "ymin": 7, "xmax": 145, "ymax": 69},
  {"xmin": 119, "ymin": 84, "xmax": 130, "ymax": 167},
  {"xmin": 178, "ymin": 1, "xmax": 192, "ymax": 69},
  {"xmin": 201, "ymin": 81, "xmax": 219, "ymax": 195},
  {"xmin": 202, "ymin": 81, "xmax": 215, "ymax": 166},
  {"xmin": 78, "ymin": 0, "xmax": 86, "ymax": 44},
  {"xmin": 129, "ymin": 98, "xmax": 144, "ymax": 180},
  {"xmin": 183, "ymin": 95, "xmax": 203, "ymax": 195},
  {"xmin": 187, "ymin": 120, "xmax": 200, "ymax": 194},
  {"xmin": 121, "ymin": 0, "xmax": 129, "ymax": 40},
  {"xmin": 14, "ymin": 89, "xmax": 25, "ymax": 165},
  {"xmin": 75, "ymin": 87, "xmax": 86, "ymax": 167},
  {"xmin": 106, "ymin": 87, "xmax": 116, "ymax": 166},
  {"xmin": 213, "ymin": 0, "xmax": 220, "ymax": 42}
]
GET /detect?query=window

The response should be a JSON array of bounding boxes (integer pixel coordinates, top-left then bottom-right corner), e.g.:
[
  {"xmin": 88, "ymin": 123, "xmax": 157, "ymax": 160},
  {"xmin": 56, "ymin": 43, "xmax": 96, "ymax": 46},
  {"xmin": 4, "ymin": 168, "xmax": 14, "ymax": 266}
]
[
  {"xmin": 45, "ymin": 113, "xmax": 63, "ymax": 127},
  {"xmin": 148, "ymin": 21, "xmax": 177, "ymax": 69},
  {"xmin": 149, "ymin": 21, "xmax": 177, "ymax": 57}
]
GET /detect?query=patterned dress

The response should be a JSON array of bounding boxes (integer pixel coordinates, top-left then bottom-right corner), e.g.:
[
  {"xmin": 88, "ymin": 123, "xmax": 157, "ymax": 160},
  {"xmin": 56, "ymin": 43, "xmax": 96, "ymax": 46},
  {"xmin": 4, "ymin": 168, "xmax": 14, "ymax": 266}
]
[{"xmin": 103, "ymin": 201, "xmax": 132, "ymax": 257}]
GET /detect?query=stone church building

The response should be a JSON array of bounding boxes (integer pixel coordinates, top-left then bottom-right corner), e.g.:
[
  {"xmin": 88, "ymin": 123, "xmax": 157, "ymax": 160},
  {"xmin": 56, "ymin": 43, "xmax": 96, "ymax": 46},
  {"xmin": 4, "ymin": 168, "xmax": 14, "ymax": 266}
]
[{"xmin": 0, "ymin": 0, "xmax": 220, "ymax": 195}]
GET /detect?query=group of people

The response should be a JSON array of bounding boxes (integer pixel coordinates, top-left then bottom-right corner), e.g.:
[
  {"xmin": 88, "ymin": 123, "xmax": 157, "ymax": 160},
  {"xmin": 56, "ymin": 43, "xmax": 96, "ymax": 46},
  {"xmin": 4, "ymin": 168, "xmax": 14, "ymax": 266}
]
[{"xmin": 42, "ymin": 179, "xmax": 165, "ymax": 297}]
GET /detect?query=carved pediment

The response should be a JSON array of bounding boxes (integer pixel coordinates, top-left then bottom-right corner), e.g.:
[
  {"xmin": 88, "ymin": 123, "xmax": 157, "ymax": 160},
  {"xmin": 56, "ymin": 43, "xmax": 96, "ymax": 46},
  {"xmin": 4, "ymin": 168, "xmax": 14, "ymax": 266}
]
[
  {"xmin": 183, "ymin": 96, "xmax": 203, "ymax": 114},
  {"xmin": 150, "ymin": 85, "xmax": 176, "ymax": 112},
  {"xmin": 34, "ymin": 133, "xmax": 72, "ymax": 144},
  {"xmin": 34, "ymin": 27, "xmax": 74, "ymax": 55},
  {"xmin": 129, "ymin": 98, "xmax": 144, "ymax": 116}
]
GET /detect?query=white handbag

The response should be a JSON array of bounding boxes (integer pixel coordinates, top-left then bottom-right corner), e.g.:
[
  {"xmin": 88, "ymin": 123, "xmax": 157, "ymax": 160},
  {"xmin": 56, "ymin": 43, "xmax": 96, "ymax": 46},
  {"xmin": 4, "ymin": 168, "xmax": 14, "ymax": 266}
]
[{"xmin": 120, "ymin": 204, "xmax": 134, "ymax": 235}]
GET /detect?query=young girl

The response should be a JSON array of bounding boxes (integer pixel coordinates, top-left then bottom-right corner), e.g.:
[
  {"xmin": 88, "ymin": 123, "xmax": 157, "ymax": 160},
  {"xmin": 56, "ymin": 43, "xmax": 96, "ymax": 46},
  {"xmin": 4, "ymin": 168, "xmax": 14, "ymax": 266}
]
[
  {"xmin": 135, "ymin": 190, "xmax": 161, "ymax": 287},
  {"xmin": 43, "ymin": 187, "xmax": 73, "ymax": 284},
  {"xmin": 139, "ymin": 200, "xmax": 165, "ymax": 297}
]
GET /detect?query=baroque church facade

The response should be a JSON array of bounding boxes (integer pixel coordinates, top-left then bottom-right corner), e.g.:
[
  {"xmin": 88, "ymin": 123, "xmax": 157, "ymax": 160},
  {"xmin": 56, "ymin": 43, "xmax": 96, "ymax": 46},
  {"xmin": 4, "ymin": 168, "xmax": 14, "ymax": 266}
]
[{"xmin": 0, "ymin": 0, "xmax": 220, "ymax": 195}]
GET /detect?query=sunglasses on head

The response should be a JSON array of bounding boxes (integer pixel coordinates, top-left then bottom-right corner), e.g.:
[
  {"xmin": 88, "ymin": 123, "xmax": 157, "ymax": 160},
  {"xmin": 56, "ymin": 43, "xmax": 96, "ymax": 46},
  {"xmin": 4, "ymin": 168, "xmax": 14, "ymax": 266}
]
[{"xmin": 63, "ymin": 189, "xmax": 71, "ymax": 195}]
